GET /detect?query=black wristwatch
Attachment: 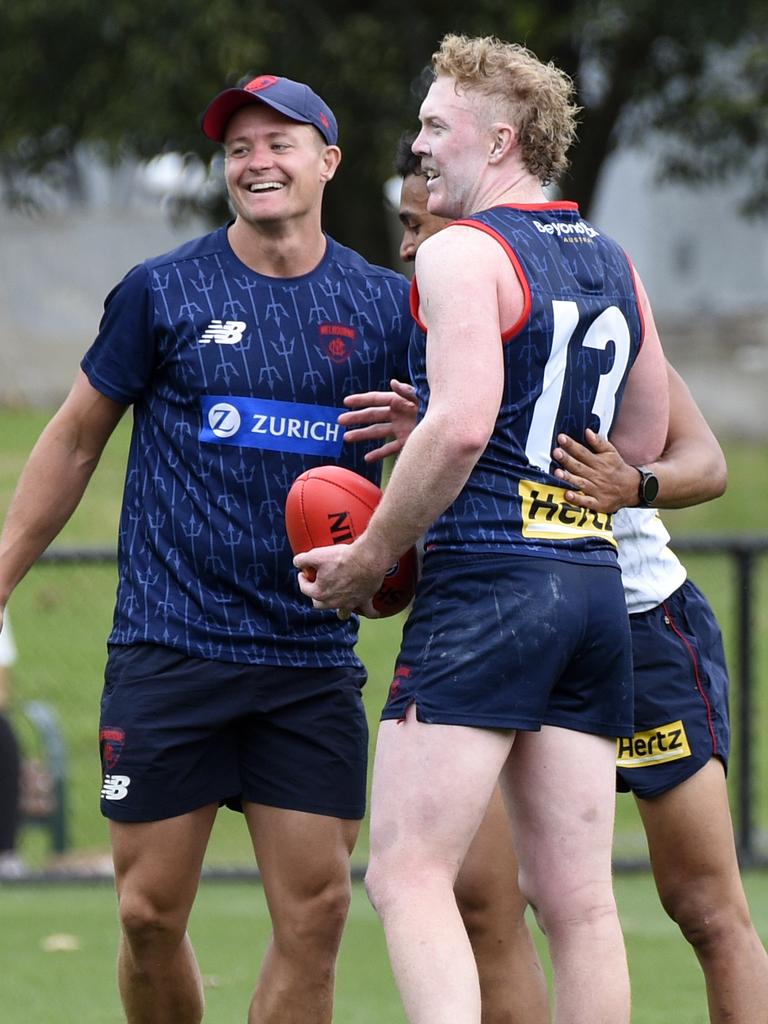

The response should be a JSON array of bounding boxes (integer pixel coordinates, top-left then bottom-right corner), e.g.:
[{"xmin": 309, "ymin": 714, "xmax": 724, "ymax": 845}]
[{"xmin": 636, "ymin": 467, "xmax": 659, "ymax": 507}]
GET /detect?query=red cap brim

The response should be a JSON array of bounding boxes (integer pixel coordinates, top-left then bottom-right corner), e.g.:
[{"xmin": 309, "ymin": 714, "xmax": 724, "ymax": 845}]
[{"xmin": 201, "ymin": 90, "xmax": 263, "ymax": 142}]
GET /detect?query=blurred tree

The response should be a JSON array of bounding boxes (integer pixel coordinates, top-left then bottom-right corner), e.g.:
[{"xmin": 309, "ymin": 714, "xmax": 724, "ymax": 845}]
[{"xmin": 0, "ymin": 0, "xmax": 766, "ymax": 262}]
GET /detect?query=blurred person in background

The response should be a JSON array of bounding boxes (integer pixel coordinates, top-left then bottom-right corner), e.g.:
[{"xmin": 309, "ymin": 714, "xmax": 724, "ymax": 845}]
[
  {"xmin": 0, "ymin": 73, "xmax": 411, "ymax": 1024},
  {"xmin": 338, "ymin": 126, "xmax": 768, "ymax": 1024},
  {"xmin": 0, "ymin": 613, "xmax": 23, "ymax": 879}
]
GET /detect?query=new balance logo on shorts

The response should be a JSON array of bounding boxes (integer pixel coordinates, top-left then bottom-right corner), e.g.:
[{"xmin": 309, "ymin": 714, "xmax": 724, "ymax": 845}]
[
  {"xmin": 101, "ymin": 774, "xmax": 131, "ymax": 800},
  {"xmin": 199, "ymin": 320, "xmax": 247, "ymax": 345}
]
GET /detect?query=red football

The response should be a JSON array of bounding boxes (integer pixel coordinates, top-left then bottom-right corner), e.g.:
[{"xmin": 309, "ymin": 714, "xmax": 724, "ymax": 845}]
[{"xmin": 285, "ymin": 465, "xmax": 417, "ymax": 616}]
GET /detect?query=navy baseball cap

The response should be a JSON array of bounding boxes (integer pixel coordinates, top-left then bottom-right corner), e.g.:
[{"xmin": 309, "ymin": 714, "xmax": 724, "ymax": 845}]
[{"xmin": 201, "ymin": 74, "xmax": 338, "ymax": 145}]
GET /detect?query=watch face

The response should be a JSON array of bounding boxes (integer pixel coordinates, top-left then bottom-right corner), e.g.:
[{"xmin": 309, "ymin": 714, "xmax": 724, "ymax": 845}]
[{"xmin": 641, "ymin": 472, "xmax": 659, "ymax": 504}]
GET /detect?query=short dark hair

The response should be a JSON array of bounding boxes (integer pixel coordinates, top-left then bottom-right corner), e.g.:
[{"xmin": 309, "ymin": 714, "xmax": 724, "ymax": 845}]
[{"xmin": 394, "ymin": 130, "xmax": 422, "ymax": 178}]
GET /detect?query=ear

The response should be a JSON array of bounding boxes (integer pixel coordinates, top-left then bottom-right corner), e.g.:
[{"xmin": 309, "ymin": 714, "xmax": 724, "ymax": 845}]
[
  {"xmin": 320, "ymin": 145, "xmax": 342, "ymax": 182},
  {"xmin": 488, "ymin": 124, "xmax": 515, "ymax": 164}
]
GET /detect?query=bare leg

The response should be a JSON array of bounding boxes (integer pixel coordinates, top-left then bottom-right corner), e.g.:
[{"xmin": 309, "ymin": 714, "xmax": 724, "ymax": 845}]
[
  {"xmin": 111, "ymin": 804, "xmax": 218, "ymax": 1024},
  {"xmin": 503, "ymin": 726, "xmax": 629, "ymax": 1024},
  {"xmin": 244, "ymin": 803, "xmax": 360, "ymax": 1024},
  {"xmin": 637, "ymin": 758, "xmax": 768, "ymax": 1023},
  {"xmin": 365, "ymin": 707, "xmax": 514, "ymax": 1024},
  {"xmin": 455, "ymin": 784, "xmax": 549, "ymax": 1024}
]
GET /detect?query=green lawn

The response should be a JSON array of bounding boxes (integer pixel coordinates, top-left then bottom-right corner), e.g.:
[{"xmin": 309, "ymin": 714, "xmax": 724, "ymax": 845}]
[
  {"xmin": 1, "ymin": 871, "xmax": 767, "ymax": 1024},
  {"xmin": 1, "ymin": 407, "xmax": 768, "ymax": 1021},
  {"xmin": 1, "ymin": 408, "xmax": 768, "ymax": 867},
  {"xmin": 1, "ymin": 408, "xmax": 767, "ymax": 869}
]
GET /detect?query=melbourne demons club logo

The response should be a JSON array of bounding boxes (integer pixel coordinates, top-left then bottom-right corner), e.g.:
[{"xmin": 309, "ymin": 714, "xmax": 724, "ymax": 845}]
[
  {"xmin": 244, "ymin": 74, "xmax": 279, "ymax": 93},
  {"xmin": 100, "ymin": 726, "xmax": 126, "ymax": 771},
  {"xmin": 388, "ymin": 664, "xmax": 412, "ymax": 701},
  {"xmin": 319, "ymin": 323, "xmax": 358, "ymax": 363}
]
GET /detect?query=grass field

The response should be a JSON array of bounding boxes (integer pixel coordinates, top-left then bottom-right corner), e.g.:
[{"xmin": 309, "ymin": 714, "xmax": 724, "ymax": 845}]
[
  {"xmin": 1, "ymin": 871, "xmax": 768, "ymax": 1024},
  {"xmin": 2, "ymin": 407, "xmax": 767, "ymax": 867},
  {"xmin": 1, "ymin": 406, "xmax": 768, "ymax": 1021}
]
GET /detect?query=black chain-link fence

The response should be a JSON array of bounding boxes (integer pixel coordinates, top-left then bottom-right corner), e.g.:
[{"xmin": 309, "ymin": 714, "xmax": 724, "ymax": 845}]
[{"xmin": 7, "ymin": 538, "xmax": 768, "ymax": 878}]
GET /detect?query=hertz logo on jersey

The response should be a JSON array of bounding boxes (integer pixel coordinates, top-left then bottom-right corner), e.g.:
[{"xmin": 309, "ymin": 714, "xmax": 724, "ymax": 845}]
[
  {"xmin": 518, "ymin": 480, "xmax": 615, "ymax": 545},
  {"xmin": 616, "ymin": 720, "xmax": 691, "ymax": 769}
]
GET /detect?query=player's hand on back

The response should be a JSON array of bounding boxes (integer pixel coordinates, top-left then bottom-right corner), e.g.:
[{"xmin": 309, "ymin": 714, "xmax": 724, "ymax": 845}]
[
  {"xmin": 552, "ymin": 428, "xmax": 642, "ymax": 513},
  {"xmin": 340, "ymin": 379, "xmax": 418, "ymax": 462}
]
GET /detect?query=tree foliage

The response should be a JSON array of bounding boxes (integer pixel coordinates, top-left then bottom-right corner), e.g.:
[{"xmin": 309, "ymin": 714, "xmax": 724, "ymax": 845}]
[{"xmin": 1, "ymin": 0, "xmax": 766, "ymax": 261}]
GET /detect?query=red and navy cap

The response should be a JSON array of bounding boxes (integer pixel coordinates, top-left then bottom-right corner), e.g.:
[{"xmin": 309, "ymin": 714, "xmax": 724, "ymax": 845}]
[{"xmin": 201, "ymin": 74, "xmax": 338, "ymax": 145}]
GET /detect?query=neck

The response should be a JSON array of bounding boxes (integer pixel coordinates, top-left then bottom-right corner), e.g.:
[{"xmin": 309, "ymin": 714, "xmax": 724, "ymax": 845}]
[
  {"xmin": 228, "ymin": 218, "xmax": 327, "ymax": 277},
  {"xmin": 467, "ymin": 166, "xmax": 549, "ymax": 215}
]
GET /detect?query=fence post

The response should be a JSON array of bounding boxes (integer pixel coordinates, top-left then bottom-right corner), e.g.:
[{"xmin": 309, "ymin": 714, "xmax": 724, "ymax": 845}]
[{"xmin": 735, "ymin": 549, "xmax": 756, "ymax": 866}]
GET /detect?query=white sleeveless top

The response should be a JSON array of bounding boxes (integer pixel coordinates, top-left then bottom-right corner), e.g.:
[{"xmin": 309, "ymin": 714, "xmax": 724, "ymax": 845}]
[{"xmin": 614, "ymin": 508, "xmax": 687, "ymax": 614}]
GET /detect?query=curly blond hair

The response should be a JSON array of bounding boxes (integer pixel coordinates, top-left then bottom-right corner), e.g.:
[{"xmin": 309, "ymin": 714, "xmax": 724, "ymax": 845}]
[{"xmin": 432, "ymin": 34, "xmax": 580, "ymax": 185}]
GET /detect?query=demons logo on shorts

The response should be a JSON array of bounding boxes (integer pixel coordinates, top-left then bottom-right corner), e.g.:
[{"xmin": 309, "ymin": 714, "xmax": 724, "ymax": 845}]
[
  {"xmin": 100, "ymin": 727, "xmax": 126, "ymax": 771},
  {"xmin": 319, "ymin": 323, "xmax": 358, "ymax": 364},
  {"xmin": 388, "ymin": 664, "xmax": 412, "ymax": 701}
]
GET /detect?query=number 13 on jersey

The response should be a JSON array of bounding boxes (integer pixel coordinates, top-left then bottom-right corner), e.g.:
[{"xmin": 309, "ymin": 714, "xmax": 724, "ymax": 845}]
[{"xmin": 525, "ymin": 299, "xmax": 632, "ymax": 472}]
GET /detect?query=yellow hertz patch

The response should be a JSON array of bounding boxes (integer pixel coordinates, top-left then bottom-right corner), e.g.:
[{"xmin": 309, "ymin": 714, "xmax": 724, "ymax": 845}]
[
  {"xmin": 616, "ymin": 720, "xmax": 691, "ymax": 769},
  {"xmin": 519, "ymin": 480, "xmax": 615, "ymax": 545}
]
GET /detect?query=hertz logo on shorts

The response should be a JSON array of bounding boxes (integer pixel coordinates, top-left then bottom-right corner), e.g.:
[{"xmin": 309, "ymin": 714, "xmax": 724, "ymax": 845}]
[
  {"xmin": 518, "ymin": 480, "xmax": 615, "ymax": 545},
  {"xmin": 616, "ymin": 720, "xmax": 691, "ymax": 769}
]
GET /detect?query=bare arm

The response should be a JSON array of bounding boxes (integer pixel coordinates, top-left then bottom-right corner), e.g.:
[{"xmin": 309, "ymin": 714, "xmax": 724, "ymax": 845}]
[
  {"xmin": 552, "ymin": 363, "xmax": 726, "ymax": 513},
  {"xmin": 607, "ymin": 266, "xmax": 669, "ymax": 465},
  {"xmin": 295, "ymin": 227, "xmax": 513, "ymax": 611},
  {"xmin": 647, "ymin": 365, "xmax": 727, "ymax": 504},
  {"xmin": 0, "ymin": 370, "xmax": 127, "ymax": 608}
]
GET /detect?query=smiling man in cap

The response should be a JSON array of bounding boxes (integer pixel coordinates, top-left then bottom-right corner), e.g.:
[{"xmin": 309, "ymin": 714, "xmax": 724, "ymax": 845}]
[
  {"xmin": 0, "ymin": 72, "xmax": 411, "ymax": 1023},
  {"xmin": 202, "ymin": 74, "xmax": 338, "ymax": 145}
]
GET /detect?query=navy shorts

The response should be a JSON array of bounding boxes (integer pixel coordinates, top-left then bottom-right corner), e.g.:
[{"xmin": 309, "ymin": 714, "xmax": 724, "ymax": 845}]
[
  {"xmin": 616, "ymin": 579, "xmax": 730, "ymax": 798},
  {"xmin": 382, "ymin": 553, "xmax": 634, "ymax": 738},
  {"xmin": 99, "ymin": 643, "xmax": 368, "ymax": 822}
]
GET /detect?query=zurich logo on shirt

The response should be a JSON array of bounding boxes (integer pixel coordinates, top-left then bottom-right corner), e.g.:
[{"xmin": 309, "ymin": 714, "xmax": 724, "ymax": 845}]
[{"xmin": 200, "ymin": 395, "xmax": 345, "ymax": 457}]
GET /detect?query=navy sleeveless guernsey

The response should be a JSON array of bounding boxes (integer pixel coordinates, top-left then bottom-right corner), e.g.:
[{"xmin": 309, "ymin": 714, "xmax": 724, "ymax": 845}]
[{"xmin": 409, "ymin": 203, "xmax": 644, "ymax": 566}]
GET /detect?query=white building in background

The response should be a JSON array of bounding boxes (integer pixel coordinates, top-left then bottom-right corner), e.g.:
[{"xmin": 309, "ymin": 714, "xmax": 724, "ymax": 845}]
[
  {"xmin": 0, "ymin": 150, "xmax": 210, "ymax": 408},
  {"xmin": 592, "ymin": 148, "xmax": 768, "ymax": 320},
  {"xmin": 2, "ymin": 146, "xmax": 767, "ymax": 436},
  {"xmin": 590, "ymin": 148, "xmax": 768, "ymax": 438}
]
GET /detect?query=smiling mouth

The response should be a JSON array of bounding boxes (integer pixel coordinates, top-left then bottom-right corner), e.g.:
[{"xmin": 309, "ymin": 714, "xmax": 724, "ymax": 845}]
[{"xmin": 248, "ymin": 182, "xmax": 285, "ymax": 193}]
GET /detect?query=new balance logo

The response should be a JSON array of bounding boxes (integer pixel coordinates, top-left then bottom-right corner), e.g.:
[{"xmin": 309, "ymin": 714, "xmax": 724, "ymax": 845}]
[
  {"xmin": 199, "ymin": 320, "xmax": 247, "ymax": 345},
  {"xmin": 101, "ymin": 774, "xmax": 131, "ymax": 801}
]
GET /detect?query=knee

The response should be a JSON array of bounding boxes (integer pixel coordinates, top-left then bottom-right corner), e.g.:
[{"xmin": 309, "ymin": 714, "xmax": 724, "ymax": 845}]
[
  {"xmin": 364, "ymin": 850, "xmax": 416, "ymax": 918},
  {"xmin": 275, "ymin": 876, "xmax": 352, "ymax": 959},
  {"xmin": 523, "ymin": 873, "xmax": 616, "ymax": 939},
  {"xmin": 365, "ymin": 851, "xmax": 415, "ymax": 920},
  {"xmin": 455, "ymin": 862, "xmax": 528, "ymax": 933},
  {"xmin": 660, "ymin": 881, "xmax": 751, "ymax": 954},
  {"xmin": 365, "ymin": 851, "xmax": 455, "ymax": 923},
  {"xmin": 307, "ymin": 876, "xmax": 352, "ymax": 945},
  {"xmin": 118, "ymin": 890, "xmax": 187, "ymax": 952},
  {"xmin": 363, "ymin": 856, "xmax": 388, "ymax": 918},
  {"xmin": 455, "ymin": 881, "xmax": 512, "ymax": 948},
  {"xmin": 455, "ymin": 889, "xmax": 490, "ymax": 942}
]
